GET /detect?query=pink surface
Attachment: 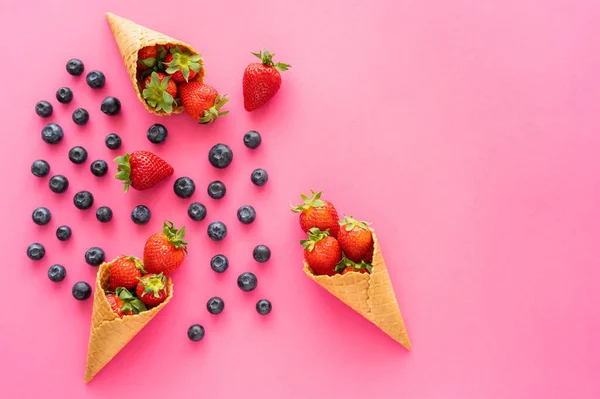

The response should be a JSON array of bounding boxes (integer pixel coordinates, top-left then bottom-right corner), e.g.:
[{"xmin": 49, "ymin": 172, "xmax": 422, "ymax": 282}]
[{"xmin": 1, "ymin": 0, "xmax": 599, "ymax": 397}]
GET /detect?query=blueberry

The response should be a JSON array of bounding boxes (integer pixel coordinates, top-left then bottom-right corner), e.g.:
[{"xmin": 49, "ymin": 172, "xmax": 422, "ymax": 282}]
[
  {"xmin": 90, "ymin": 160, "xmax": 108, "ymax": 177},
  {"xmin": 207, "ymin": 181, "xmax": 226, "ymax": 199},
  {"xmin": 237, "ymin": 272, "xmax": 258, "ymax": 292},
  {"xmin": 256, "ymin": 299, "xmax": 272, "ymax": 315},
  {"xmin": 72, "ymin": 281, "xmax": 92, "ymax": 300},
  {"xmin": 207, "ymin": 221, "xmax": 227, "ymax": 241},
  {"xmin": 73, "ymin": 190, "xmax": 94, "ymax": 210},
  {"xmin": 32, "ymin": 207, "xmax": 51, "ymax": 225},
  {"xmin": 243, "ymin": 130, "xmax": 262, "ymax": 149},
  {"xmin": 48, "ymin": 264, "xmax": 67, "ymax": 282},
  {"xmin": 56, "ymin": 225, "xmax": 72, "ymax": 241},
  {"xmin": 251, "ymin": 168, "xmax": 268, "ymax": 186},
  {"xmin": 210, "ymin": 254, "xmax": 229, "ymax": 273},
  {"xmin": 56, "ymin": 87, "xmax": 73, "ymax": 104},
  {"xmin": 69, "ymin": 146, "xmax": 88, "ymax": 164},
  {"xmin": 206, "ymin": 297, "xmax": 225, "ymax": 315},
  {"xmin": 105, "ymin": 133, "xmax": 122, "ymax": 150},
  {"xmin": 101, "ymin": 96, "xmax": 121, "ymax": 116},
  {"xmin": 35, "ymin": 101, "xmax": 53, "ymax": 118},
  {"xmin": 96, "ymin": 206, "xmax": 113, "ymax": 223},
  {"xmin": 72, "ymin": 108, "xmax": 89, "ymax": 125},
  {"xmin": 31, "ymin": 160, "xmax": 50, "ymax": 177},
  {"xmin": 208, "ymin": 143, "xmax": 233, "ymax": 169},
  {"xmin": 27, "ymin": 243, "xmax": 45, "ymax": 260},
  {"xmin": 187, "ymin": 324, "xmax": 205, "ymax": 342},
  {"xmin": 41, "ymin": 123, "xmax": 64, "ymax": 144},
  {"xmin": 49, "ymin": 175, "xmax": 69, "ymax": 194},
  {"xmin": 85, "ymin": 247, "xmax": 105, "ymax": 266},
  {"xmin": 147, "ymin": 124, "xmax": 168, "ymax": 144},
  {"xmin": 237, "ymin": 205, "xmax": 256, "ymax": 224},
  {"xmin": 188, "ymin": 202, "xmax": 207, "ymax": 222},
  {"xmin": 253, "ymin": 245, "xmax": 271, "ymax": 263},
  {"xmin": 66, "ymin": 58, "xmax": 84, "ymax": 76},
  {"xmin": 174, "ymin": 177, "xmax": 195, "ymax": 198},
  {"xmin": 86, "ymin": 70, "xmax": 105, "ymax": 89},
  {"xmin": 131, "ymin": 205, "xmax": 151, "ymax": 225}
]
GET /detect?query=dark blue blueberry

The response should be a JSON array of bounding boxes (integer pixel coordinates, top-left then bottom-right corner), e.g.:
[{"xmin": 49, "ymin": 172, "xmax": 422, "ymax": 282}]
[
  {"xmin": 56, "ymin": 225, "xmax": 72, "ymax": 241},
  {"xmin": 86, "ymin": 70, "xmax": 105, "ymax": 89},
  {"xmin": 73, "ymin": 190, "xmax": 94, "ymax": 210},
  {"xmin": 207, "ymin": 221, "xmax": 227, "ymax": 241},
  {"xmin": 101, "ymin": 96, "xmax": 121, "ymax": 116},
  {"xmin": 187, "ymin": 324, "xmax": 205, "ymax": 342},
  {"xmin": 35, "ymin": 101, "xmax": 53, "ymax": 117},
  {"xmin": 96, "ymin": 206, "xmax": 113, "ymax": 223},
  {"xmin": 72, "ymin": 108, "xmax": 89, "ymax": 125},
  {"xmin": 147, "ymin": 124, "xmax": 168, "ymax": 144},
  {"xmin": 69, "ymin": 146, "xmax": 88, "ymax": 164},
  {"xmin": 256, "ymin": 299, "xmax": 272, "ymax": 315},
  {"xmin": 210, "ymin": 254, "xmax": 229, "ymax": 273},
  {"xmin": 251, "ymin": 168, "xmax": 268, "ymax": 186},
  {"xmin": 105, "ymin": 133, "xmax": 122, "ymax": 150},
  {"xmin": 131, "ymin": 205, "xmax": 151, "ymax": 225},
  {"xmin": 253, "ymin": 245, "xmax": 271, "ymax": 263},
  {"xmin": 237, "ymin": 205, "xmax": 256, "ymax": 224},
  {"xmin": 56, "ymin": 87, "xmax": 73, "ymax": 104},
  {"xmin": 90, "ymin": 160, "xmax": 108, "ymax": 177},
  {"xmin": 243, "ymin": 130, "xmax": 262, "ymax": 149},
  {"xmin": 188, "ymin": 202, "xmax": 207, "ymax": 222},
  {"xmin": 72, "ymin": 281, "xmax": 92, "ymax": 300},
  {"xmin": 41, "ymin": 123, "xmax": 64, "ymax": 144},
  {"xmin": 31, "ymin": 160, "xmax": 50, "ymax": 177},
  {"xmin": 48, "ymin": 264, "xmax": 67, "ymax": 282},
  {"xmin": 207, "ymin": 181, "xmax": 226, "ymax": 199},
  {"xmin": 208, "ymin": 143, "xmax": 233, "ymax": 169},
  {"xmin": 66, "ymin": 58, "xmax": 84, "ymax": 76},
  {"xmin": 27, "ymin": 243, "xmax": 45, "ymax": 260},
  {"xmin": 237, "ymin": 272, "xmax": 258, "ymax": 292},
  {"xmin": 49, "ymin": 175, "xmax": 69, "ymax": 194},
  {"xmin": 32, "ymin": 207, "xmax": 51, "ymax": 225},
  {"xmin": 174, "ymin": 177, "xmax": 195, "ymax": 198},
  {"xmin": 85, "ymin": 247, "xmax": 105, "ymax": 266},
  {"xmin": 206, "ymin": 297, "xmax": 225, "ymax": 315}
]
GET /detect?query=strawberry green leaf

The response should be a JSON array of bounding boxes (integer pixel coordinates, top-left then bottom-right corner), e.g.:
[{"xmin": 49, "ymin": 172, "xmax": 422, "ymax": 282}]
[
  {"xmin": 114, "ymin": 153, "xmax": 132, "ymax": 193},
  {"xmin": 339, "ymin": 215, "xmax": 371, "ymax": 231},
  {"xmin": 291, "ymin": 190, "xmax": 327, "ymax": 212},
  {"xmin": 163, "ymin": 221, "xmax": 188, "ymax": 252},
  {"xmin": 139, "ymin": 57, "xmax": 156, "ymax": 68},
  {"xmin": 251, "ymin": 49, "xmax": 291, "ymax": 71},
  {"xmin": 199, "ymin": 94, "xmax": 229, "ymax": 124},
  {"xmin": 164, "ymin": 49, "xmax": 203, "ymax": 83},
  {"xmin": 142, "ymin": 72, "xmax": 175, "ymax": 113}
]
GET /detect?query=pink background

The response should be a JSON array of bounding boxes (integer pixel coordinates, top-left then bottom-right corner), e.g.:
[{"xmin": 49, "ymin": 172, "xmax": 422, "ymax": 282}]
[{"xmin": 1, "ymin": 0, "xmax": 599, "ymax": 397}]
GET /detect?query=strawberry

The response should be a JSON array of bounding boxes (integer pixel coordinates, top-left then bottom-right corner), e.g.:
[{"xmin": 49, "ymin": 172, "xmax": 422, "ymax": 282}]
[
  {"xmin": 291, "ymin": 190, "xmax": 340, "ymax": 237},
  {"xmin": 111, "ymin": 287, "xmax": 148, "ymax": 316},
  {"xmin": 114, "ymin": 150, "xmax": 174, "ymax": 192},
  {"xmin": 301, "ymin": 228, "xmax": 342, "ymax": 276},
  {"xmin": 164, "ymin": 46, "xmax": 202, "ymax": 83},
  {"xmin": 142, "ymin": 72, "xmax": 178, "ymax": 113},
  {"xmin": 337, "ymin": 216, "xmax": 374, "ymax": 262},
  {"xmin": 109, "ymin": 256, "xmax": 146, "ymax": 291},
  {"xmin": 137, "ymin": 45, "xmax": 158, "ymax": 71},
  {"xmin": 243, "ymin": 49, "xmax": 290, "ymax": 112},
  {"xmin": 105, "ymin": 292, "xmax": 138, "ymax": 317},
  {"xmin": 143, "ymin": 221, "xmax": 187, "ymax": 275},
  {"xmin": 179, "ymin": 82, "xmax": 229, "ymax": 124},
  {"xmin": 136, "ymin": 273, "xmax": 169, "ymax": 307},
  {"xmin": 335, "ymin": 258, "xmax": 373, "ymax": 275}
]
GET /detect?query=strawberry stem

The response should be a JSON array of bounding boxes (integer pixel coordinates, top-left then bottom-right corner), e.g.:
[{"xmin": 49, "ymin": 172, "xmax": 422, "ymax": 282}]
[
  {"xmin": 291, "ymin": 190, "xmax": 326, "ymax": 213},
  {"xmin": 199, "ymin": 94, "xmax": 229, "ymax": 124},
  {"xmin": 163, "ymin": 221, "xmax": 188, "ymax": 253},
  {"xmin": 251, "ymin": 49, "xmax": 291, "ymax": 72},
  {"xmin": 114, "ymin": 154, "xmax": 132, "ymax": 193}
]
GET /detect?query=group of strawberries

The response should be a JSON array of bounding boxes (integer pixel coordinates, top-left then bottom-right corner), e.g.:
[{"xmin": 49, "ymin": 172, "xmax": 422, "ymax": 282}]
[
  {"xmin": 137, "ymin": 44, "xmax": 289, "ymax": 121},
  {"xmin": 291, "ymin": 191, "xmax": 375, "ymax": 276},
  {"xmin": 106, "ymin": 221, "xmax": 186, "ymax": 317}
]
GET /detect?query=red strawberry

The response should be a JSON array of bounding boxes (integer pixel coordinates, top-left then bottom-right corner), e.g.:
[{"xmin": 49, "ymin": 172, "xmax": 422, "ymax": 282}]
[
  {"xmin": 301, "ymin": 228, "xmax": 342, "ymax": 276},
  {"xmin": 109, "ymin": 256, "xmax": 146, "ymax": 291},
  {"xmin": 142, "ymin": 72, "xmax": 178, "ymax": 113},
  {"xmin": 137, "ymin": 45, "xmax": 158, "ymax": 71},
  {"xmin": 143, "ymin": 221, "xmax": 187, "ymax": 275},
  {"xmin": 243, "ymin": 49, "xmax": 290, "ymax": 112},
  {"xmin": 179, "ymin": 82, "xmax": 229, "ymax": 124},
  {"xmin": 106, "ymin": 293, "xmax": 134, "ymax": 318},
  {"xmin": 335, "ymin": 258, "xmax": 373, "ymax": 275},
  {"xmin": 164, "ymin": 46, "xmax": 202, "ymax": 83},
  {"xmin": 111, "ymin": 287, "xmax": 148, "ymax": 316},
  {"xmin": 337, "ymin": 216, "xmax": 374, "ymax": 262},
  {"xmin": 136, "ymin": 273, "xmax": 169, "ymax": 307},
  {"xmin": 114, "ymin": 150, "xmax": 174, "ymax": 192},
  {"xmin": 291, "ymin": 190, "xmax": 340, "ymax": 237}
]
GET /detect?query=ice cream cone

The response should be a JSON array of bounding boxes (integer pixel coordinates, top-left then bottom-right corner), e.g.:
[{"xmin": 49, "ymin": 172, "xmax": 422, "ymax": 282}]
[
  {"xmin": 105, "ymin": 12, "xmax": 205, "ymax": 115},
  {"xmin": 84, "ymin": 259, "xmax": 174, "ymax": 383},
  {"xmin": 303, "ymin": 229, "xmax": 411, "ymax": 349}
]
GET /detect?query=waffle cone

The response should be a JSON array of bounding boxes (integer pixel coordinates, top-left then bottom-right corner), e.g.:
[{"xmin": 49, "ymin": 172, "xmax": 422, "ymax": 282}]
[
  {"xmin": 303, "ymin": 230, "xmax": 411, "ymax": 349},
  {"xmin": 105, "ymin": 12, "xmax": 205, "ymax": 115},
  {"xmin": 84, "ymin": 259, "xmax": 174, "ymax": 383}
]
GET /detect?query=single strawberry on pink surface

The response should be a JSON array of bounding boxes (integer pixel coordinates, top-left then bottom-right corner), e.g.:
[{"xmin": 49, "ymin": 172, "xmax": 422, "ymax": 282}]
[
  {"xmin": 243, "ymin": 49, "xmax": 290, "ymax": 111},
  {"xmin": 114, "ymin": 150, "xmax": 174, "ymax": 192}
]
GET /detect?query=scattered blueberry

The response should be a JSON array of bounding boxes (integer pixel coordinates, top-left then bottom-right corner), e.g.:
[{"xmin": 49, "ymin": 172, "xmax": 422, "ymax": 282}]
[
  {"xmin": 101, "ymin": 96, "xmax": 121, "ymax": 116},
  {"xmin": 56, "ymin": 225, "xmax": 72, "ymax": 241},
  {"xmin": 35, "ymin": 101, "xmax": 53, "ymax": 118},
  {"xmin": 96, "ymin": 206, "xmax": 113, "ymax": 223},
  {"xmin": 251, "ymin": 168, "xmax": 268, "ymax": 186},
  {"xmin": 243, "ymin": 130, "xmax": 262, "ymax": 149},
  {"xmin": 256, "ymin": 299, "xmax": 272, "ymax": 315},
  {"xmin": 237, "ymin": 205, "xmax": 256, "ymax": 224},
  {"xmin": 210, "ymin": 254, "xmax": 229, "ymax": 273},
  {"xmin": 187, "ymin": 324, "xmax": 205, "ymax": 342},
  {"xmin": 48, "ymin": 264, "xmax": 67, "ymax": 282},
  {"xmin": 174, "ymin": 177, "xmax": 196, "ymax": 198},
  {"xmin": 206, "ymin": 297, "xmax": 225, "ymax": 315},
  {"xmin": 207, "ymin": 221, "xmax": 227, "ymax": 241},
  {"xmin": 49, "ymin": 175, "xmax": 69, "ymax": 194},
  {"xmin": 85, "ymin": 247, "xmax": 105, "ymax": 266},
  {"xmin": 90, "ymin": 160, "xmax": 108, "ymax": 177},
  {"xmin": 208, "ymin": 143, "xmax": 233, "ymax": 169},
  {"xmin": 72, "ymin": 281, "xmax": 92, "ymax": 300},
  {"xmin": 72, "ymin": 108, "xmax": 89, "ymax": 125},
  {"xmin": 32, "ymin": 207, "xmax": 51, "ymax": 225},
  {"xmin": 69, "ymin": 146, "xmax": 88, "ymax": 164},
  {"xmin": 56, "ymin": 87, "xmax": 73, "ymax": 104},
  {"xmin": 131, "ymin": 205, "xmax": 151, "ymax": 225},
  {"xmin": 41, "ymin": 123, "xmax": 64, "ymax": 144},
  {"xmin": 253, "ymin": 245, "xmax": 271, "ymax": 263},
  {"xmin": 207, "ymin": 181, "xmax": 226, "ymax": 199},
  {"xmin": 188, "ymin": 202, "xmax": 207, "ymax": 222},
  {"xmin": 27, "ymin": 243, "xmax": 45, "ymax": 260},
  {"xmin": 147, "ymin": 124, "xmax": 168, "ymax": 144},
  {"xmin": 73, "ymin": 190, "xmax": 94, "ymax": 210},
  {"xmin": 66, "ymin": 58, "xmax": 84, "ymax": 76},
  {"xmin": 105, "ymin": 133, "xmax": 122, "ymax": 150},
  {"xmin": 237, "ymin": 272, "xmax": 258, "ymax": 292},
  {"xmin": 31, "ymin": 160, "xmax": 50, "ymax": 177},
  {"xmin": 86, "ymin": 70, "xmax": 105, "ymax": 89}
]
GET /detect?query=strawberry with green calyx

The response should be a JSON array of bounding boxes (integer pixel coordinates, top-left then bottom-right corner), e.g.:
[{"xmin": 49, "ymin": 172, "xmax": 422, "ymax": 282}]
[
  {"xmin": 243, "ymin": 49, "xmax": 290, "ymax": 112},
  {"xmin": 301, "ymin": 227, "xmax": 342, "ymax": 276},
  {"xmin": 137, "ymin": 45, "xmax": 158, "ymax": 71},
  {"xmin": 106, "ymin": 293, "xmax": 135, "ymax": 318},
  {"xmin": 164, "ymin": 46, "xmax": 203, "ymax": 83},
  {"xmin": 114, "ymin": 150, "xmax": 174, "ymax": 193},
  {"xmin": 291, "ymin": 190, "xmax": 340, "ymax": 237},
  {"xmin": 136, "ymin": 273, "xmax": 169, "ymax": 307},
  {"xmin": 337, "ymin": 216, "xmax": 374, "ymax": 262},
  {"xmin": 142, "ymin": 72, "xmax": 177, "ymax": 113},
  {"xmin": 179, "ymin": 82, "xmax": 229, "ymax": 124},
  {"xmin": 109, "ymin": 255, "xmax": 147, "ymax": 291},
  {"xmin": 115, "ymin": 287, "xmax": 148, "ymax": 315},
  {"xmin": 334, "ymin": 257, "xmax": 373, "ymax": 275},
  {"xmin": 143, "ymin": 221, "xmax": 187, "ymax": 275}
]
